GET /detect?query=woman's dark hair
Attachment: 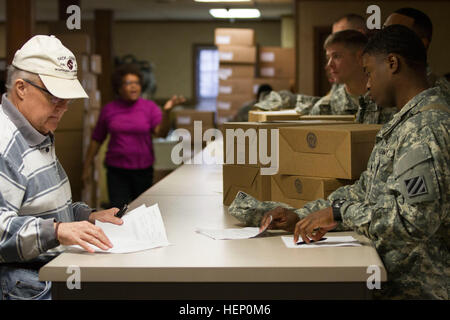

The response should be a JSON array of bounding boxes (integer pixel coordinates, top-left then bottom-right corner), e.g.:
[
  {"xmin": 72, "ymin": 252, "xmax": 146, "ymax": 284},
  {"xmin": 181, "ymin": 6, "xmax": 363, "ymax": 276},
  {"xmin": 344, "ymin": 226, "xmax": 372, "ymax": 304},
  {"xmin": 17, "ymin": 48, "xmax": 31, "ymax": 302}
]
[
  {"xmin": 111, "ymin": 63, "xmax": 143, "ymax": 96},
  {"xmin": 363, "ymin": 24, "xmax": 427, "ymax": 70}
]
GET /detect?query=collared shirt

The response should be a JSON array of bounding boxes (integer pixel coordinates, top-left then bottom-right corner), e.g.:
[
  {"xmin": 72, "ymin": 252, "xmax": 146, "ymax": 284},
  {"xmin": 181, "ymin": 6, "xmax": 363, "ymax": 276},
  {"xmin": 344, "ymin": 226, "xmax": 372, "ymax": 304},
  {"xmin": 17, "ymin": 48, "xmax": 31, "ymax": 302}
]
[
  {"xmin": 309, "ymin": 84, "xmax": 397, "ymax": 124},
  {"xmin": 0, "ymin": 94, "xmax": 92, "ymax": 264}
]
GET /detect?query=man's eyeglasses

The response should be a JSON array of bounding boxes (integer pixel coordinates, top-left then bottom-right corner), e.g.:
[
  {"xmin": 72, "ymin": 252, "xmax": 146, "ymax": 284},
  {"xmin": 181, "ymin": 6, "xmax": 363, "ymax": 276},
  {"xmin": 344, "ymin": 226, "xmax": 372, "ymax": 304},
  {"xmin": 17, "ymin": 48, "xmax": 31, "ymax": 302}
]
[{"xmin": 23, "ymin": 79, "xmax": 72, "ymax": 106}]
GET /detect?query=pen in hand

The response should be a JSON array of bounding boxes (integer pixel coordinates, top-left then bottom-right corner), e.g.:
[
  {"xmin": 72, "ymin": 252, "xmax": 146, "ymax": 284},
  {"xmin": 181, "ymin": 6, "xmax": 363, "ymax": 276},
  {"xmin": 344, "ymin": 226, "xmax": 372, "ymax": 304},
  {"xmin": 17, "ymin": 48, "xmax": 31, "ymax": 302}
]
[
  {"xmin": 114, "ymin": 204, "xmax": 128, "ymax": 218},
  {"xmin": 296, "ymin": 238, "xmax": 327, "ymax": 245}
]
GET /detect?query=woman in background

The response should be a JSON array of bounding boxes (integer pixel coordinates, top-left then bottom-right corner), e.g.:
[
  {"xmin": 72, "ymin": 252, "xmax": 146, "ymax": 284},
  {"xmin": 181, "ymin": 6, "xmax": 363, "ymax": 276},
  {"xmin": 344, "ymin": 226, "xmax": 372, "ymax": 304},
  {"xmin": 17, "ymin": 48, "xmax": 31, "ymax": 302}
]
[{"xmin": 82, "ymin": 63, "xmax": 185, "ymax": 208}]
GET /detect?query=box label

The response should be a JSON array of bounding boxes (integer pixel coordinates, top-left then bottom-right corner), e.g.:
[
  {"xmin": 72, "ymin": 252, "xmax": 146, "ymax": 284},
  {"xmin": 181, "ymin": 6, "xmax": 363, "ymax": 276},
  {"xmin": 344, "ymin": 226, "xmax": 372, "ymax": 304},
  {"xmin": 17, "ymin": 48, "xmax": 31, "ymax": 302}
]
[
  {"xmin": 177, "ymin": 116, "xmax": 192, "ymax": 125},
  {"xmin": 219, "ymin": 86, "xmax": 232, "ymax": 94},
  {"xmin": 218, "ymin": 68, "xmax": 232, "ymax": 80},
  {"xmin": 216, "ymin": 35, "xmax": 231, "ymax": 45},
  {"xmin": 260, "ymin": 67, "xmax": 275, "ymax": 77},
  {"xmin": 219, "ymin": 52, "xmax": 234, "ymax": 61},
  {"xmin": 217, "ymin": 102, "xmax": 231, "ymax": 110},
  {"xmin": 261, "ymin": 52, "xmax": 275, "ymax": 62}
]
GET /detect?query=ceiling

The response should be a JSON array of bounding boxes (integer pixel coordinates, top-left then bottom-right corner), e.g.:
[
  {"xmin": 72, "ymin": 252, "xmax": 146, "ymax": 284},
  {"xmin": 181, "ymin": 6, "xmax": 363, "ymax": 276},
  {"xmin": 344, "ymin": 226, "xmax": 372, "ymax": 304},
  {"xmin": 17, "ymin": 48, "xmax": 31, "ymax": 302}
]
[{"xmin": 0, "ymin": 0, "xmax": 294, "ymax": 21}]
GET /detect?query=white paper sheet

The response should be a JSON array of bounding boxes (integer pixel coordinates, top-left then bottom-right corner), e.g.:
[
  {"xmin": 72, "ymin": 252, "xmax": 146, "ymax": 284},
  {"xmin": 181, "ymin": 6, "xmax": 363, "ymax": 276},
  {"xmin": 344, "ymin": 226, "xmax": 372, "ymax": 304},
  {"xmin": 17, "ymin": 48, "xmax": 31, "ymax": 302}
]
[
  {"xmin": 66, "ymin": 204, "xmax": 170, "ymax": 253},
  {"xmin": 281, "ymin": 236, "xmax": 361, "ymax": 248},
  {"xmin": 196, "ymin": 217, "xmax": 271, "ymax": 240}
]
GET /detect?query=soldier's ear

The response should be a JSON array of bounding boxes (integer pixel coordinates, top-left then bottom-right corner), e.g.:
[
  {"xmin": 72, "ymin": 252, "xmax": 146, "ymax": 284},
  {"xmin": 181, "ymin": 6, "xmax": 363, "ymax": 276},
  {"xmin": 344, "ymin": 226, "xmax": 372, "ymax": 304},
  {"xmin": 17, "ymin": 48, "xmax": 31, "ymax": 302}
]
[{"xmin": 386, "ymin": 53, "xmax": 400, "ymax": 75}]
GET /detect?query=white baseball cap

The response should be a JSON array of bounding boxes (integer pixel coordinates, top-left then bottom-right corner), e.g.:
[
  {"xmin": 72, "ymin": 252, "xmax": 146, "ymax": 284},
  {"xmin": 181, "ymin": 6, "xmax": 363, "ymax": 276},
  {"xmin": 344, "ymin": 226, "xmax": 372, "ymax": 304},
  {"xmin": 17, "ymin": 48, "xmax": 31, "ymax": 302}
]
[{"xmin": 12, "ymin": 35, "xmax": 88, "ymax": 99}]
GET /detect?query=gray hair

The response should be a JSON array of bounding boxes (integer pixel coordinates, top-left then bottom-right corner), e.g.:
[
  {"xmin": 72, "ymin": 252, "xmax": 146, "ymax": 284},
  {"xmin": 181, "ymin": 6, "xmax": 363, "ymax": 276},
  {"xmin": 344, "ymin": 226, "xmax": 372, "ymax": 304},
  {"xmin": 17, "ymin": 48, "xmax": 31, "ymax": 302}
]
[{"xmin": 5, "ymin": 65, "xmax": 40, "ymax": 93}]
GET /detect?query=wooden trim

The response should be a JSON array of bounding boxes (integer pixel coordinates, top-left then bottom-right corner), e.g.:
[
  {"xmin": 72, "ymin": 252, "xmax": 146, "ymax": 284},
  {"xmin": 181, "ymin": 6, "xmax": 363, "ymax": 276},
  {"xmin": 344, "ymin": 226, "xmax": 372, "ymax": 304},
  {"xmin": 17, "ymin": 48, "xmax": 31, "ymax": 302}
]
[
  {"xmin": 6, "ymin": 0, "xmax": 35, "ymax": 64},
  {"xmin": 313, "ymin": 26, "xmax": 332, "ymax": 96},
  {"xmin": 294, "ymin": 0, "xmax": 299, "ymax": 93},
  {"xmin": 94, "ymin": 10, "xmax": 114, "ymax": 105},
  {"xmin": 192, "ymin": 43, "xmax": 217, "ymax": 107}
]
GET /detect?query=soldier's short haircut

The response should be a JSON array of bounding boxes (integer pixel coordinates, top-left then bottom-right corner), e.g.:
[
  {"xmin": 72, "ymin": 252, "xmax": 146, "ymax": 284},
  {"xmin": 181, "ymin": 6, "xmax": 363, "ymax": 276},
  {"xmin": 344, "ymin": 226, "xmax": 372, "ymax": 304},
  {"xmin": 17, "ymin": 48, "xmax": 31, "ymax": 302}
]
[
  {"xmin": 324, "ymin": 29, "xmax": 368, "ymax": 51},
  {"xmin": 335, "ymin": 13, "xmax": 368, "ymax": 32},
  {"xmin": 394, "ymin": 7, "xmax": 432, "ymax": 42},
  {"xmin": 363, "ymin": 25, "xmax": 427, "ymax": 69}
]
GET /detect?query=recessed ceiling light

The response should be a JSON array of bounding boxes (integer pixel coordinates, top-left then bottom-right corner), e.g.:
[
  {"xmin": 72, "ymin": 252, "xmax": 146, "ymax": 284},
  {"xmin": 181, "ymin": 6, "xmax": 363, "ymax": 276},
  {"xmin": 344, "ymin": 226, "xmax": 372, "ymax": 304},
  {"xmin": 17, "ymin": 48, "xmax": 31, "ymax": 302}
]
[
  {"xmin": 209, "ymin": 9, "xmax": 261, "ymax": 19},
  {"xmin": 196, "ymin": 0, "xmax": 251, "ymax": 2}
]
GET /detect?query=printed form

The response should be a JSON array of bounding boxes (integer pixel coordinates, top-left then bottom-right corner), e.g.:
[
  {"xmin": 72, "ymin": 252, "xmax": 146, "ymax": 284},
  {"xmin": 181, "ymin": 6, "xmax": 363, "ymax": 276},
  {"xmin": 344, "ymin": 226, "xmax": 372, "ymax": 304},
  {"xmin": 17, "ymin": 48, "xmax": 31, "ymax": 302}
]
[{"xmin": 66, "ymin": 204, "xmax": 170, "ymax": 253}]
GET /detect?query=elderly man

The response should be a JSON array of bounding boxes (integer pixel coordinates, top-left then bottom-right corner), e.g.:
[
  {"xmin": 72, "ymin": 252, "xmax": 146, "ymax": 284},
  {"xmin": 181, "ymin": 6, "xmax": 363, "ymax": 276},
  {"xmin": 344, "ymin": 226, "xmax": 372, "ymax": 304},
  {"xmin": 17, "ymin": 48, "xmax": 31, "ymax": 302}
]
[{"xmin": 0, "ymin": 35, "xmax": 123, "ymax": 300}]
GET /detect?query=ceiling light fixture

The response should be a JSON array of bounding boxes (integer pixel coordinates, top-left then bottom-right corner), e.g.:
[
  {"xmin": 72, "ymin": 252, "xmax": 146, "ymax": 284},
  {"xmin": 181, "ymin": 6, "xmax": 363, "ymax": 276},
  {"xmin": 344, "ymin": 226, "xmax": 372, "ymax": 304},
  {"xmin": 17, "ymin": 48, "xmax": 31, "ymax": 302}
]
[
  {"xmin": 196, "ymin": 0, "xmax": 251, "ymax": 2},
  {"xmin": 209, "ymin": 8, "xmax": 261, "ymax": 19}
]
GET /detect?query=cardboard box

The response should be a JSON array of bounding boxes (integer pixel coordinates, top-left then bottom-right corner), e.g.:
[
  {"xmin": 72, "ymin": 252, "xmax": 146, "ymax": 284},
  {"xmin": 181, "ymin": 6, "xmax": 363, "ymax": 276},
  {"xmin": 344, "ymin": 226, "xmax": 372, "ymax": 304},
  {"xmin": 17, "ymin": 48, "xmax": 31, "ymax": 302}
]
[
  {"xmin": 223, "ymin": 121, "xmax": 352, "ymax": 168},
  {"xmin": 175, "ymin": 110, "xmax": 215, "ymax": 127},
  {"xmin": 175, "ymin": 124, "xmax": 215, "ymax": 141},
  {"xmin": 57, "ymin": 99, "xmax": 86, "ymax": 131},
  {"xmin": 271, "ymin": 174, "xmax": 352, "ymax": 208},
  {"xmin": 90, "ymin": 54, "xmax": 102, "ymax": 74},
  {"xmin": 215, "ymin": 28, "xmax": 255, "ymax": 47},
  {"xmin": 87, "ymin": 90, "xmax": 101, "ymax": 109},
  {"xmin": 278, "ymin": 124, "xmax": 382, "ymax": 179},
  {"xmin": 78, "ymin": 54, "xmax": 90, "ymax": 73},
  {"xmin": 218, "ymin": 65, "xmax": 255, "ymax": 80},
  {"xmin": 216, "ymin": 94, "xmax": 254, "ymax": 112},
  {"xmin": 54, "ymin": 130, "xmax": 84, "ymax": 201},
  {"xmin": 216, "ymin": 116, "xmax": 230, "ymax": 126},
  {"xmin": 253, "ymin": 78, "xmax": 294, "ymax": 94},
  {"xmin": 248, "ymin": 110, "xmax": 356, "ymax": 122},
  {"xmin": 54, "ymin": 33, "xmax": 91, "ymax": 54},
  {"xmin": 80, "ymin": 72, "xmax": 98, "ymax": 92},
  {"xmin": 248, "ymin": 110, "xmax": 300, "ymax": 122},
  {"xmin": 216, "ymin": 109, "xmax": 238, "ymax": 121},
  {"xmin": 218, "ymin": 45, "xmax": 256, "ymax": 64},
  {"xmin": 259, "ymin": 47, "xmax": 295, "ymax": 78},
  {"xmin": 219, "ymin": 78, "xmax": 254, "ymax": 96},
  {"xmin": 85, "ymin": 109, "xmax": 100, "ymax": 129},
  {"xmin": 223, "ymin": 164, "xmax": 271, "ymax": 206},
  {"xmin": 299, "ymin": 115, "xmax": 356, "ymax": 121}
]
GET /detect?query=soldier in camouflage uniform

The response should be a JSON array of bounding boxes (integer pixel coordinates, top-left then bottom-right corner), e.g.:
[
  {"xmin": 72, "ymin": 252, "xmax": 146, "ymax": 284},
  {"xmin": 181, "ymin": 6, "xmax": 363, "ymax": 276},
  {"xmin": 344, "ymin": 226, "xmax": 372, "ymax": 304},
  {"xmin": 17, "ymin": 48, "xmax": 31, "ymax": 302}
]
[
  {"xmin": 229, "ymin": 26, "xmax": 449, "ymax": 299},
  {"xmin": 306, "ymin": 30, "xmax": 398, "ymax": 125},
  {"xmin": 384, "ymin": 7, "xmax": 450, "ymax": 104},
  {"xmin": 253, "ymin": 90, "xmax": 297, "ymax": 111}
]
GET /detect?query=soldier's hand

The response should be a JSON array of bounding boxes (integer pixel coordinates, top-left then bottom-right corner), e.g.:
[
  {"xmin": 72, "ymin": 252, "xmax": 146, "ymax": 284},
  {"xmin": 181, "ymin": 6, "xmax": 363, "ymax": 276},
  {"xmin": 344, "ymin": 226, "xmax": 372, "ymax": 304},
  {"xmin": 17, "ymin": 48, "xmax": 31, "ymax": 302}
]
[
  {"xmin": 259, "ymin": 207, "xmax": 300, "ymax": 233},
  {"xmin": 56, "ymin": 221, "xmax": 113, "ymax": 253},
  {"xmin": 293, "ymin": 207, "xmax": 337, "ymax": 244}
]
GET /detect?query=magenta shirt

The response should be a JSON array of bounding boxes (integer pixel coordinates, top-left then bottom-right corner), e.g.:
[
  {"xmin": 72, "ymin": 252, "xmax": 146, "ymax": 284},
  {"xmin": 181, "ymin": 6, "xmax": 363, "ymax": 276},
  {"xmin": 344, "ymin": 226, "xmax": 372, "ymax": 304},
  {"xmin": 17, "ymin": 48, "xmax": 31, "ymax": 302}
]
[{"xmin": 92, "ymin": 98, "xmax": 162, "ymax": 169}]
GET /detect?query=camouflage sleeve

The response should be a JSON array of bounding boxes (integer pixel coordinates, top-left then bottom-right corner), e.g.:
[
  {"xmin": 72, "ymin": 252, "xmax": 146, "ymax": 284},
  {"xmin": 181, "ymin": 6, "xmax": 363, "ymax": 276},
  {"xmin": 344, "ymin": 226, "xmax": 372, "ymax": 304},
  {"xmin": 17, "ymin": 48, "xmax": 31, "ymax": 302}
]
[
  {"xmin": 295, "ymin": 94, "xmax": 321, "ymax": 115},
  {"xmin": 310, "ymin": 96, "xmax": 331, "ymax": 115},
  {"xmin": 339, "ymin": 118, "xmax": 449, "ymax": 241},
  {"xmin": 293, "ymin": 169, "xmax": 371, "ymax": 231},
  {"xmin": 228, "ymin": 191, "xmax": 295, "ymax": 227}
]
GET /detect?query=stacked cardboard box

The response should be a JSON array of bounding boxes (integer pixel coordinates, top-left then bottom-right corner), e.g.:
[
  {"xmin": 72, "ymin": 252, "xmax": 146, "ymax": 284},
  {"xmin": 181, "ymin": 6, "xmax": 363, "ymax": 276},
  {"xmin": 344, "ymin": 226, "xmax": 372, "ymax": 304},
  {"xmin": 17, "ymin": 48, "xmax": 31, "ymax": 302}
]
[
  {"xmin": 173, "ymin": 109, "xmax": 215, "ymax": 160},
  {"xmin": 271, "ymin": 124, "xmax": 382, "ymax": 208},
  {"xmin": 254, "ymin": 46, "xmax": 295, "ymax": 94},
  {"xmin": 53, "ymin": 33, "xmax": 102, "ymax": 208},
  {"xmin": 221, "ymin": 121, "xmax": 355, "ymax": 206},
  {"xmin": 248, "ymin": 110, "xmax": 356, "ymax": 122},
  {"xmin": 215, "ymin": 28, "xmax": 256, "ymax": 125}
]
